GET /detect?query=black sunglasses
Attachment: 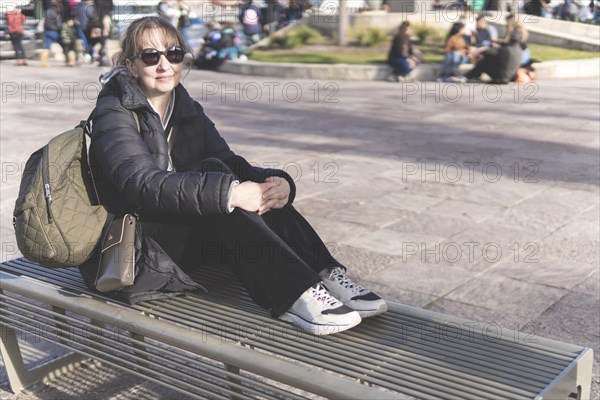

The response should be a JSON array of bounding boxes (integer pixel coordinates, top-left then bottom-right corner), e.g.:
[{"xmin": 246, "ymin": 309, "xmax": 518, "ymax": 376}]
[{"xmin": 137, "ymin": 46, "xmax": 185, "ymax": 66}]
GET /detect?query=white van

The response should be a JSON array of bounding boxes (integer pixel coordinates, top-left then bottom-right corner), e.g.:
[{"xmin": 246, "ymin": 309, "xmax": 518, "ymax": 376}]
[
  {"xmin": 316, "ymin": 0, "xmax": 368, "ymax": 14},
  {"xmin": 112, "ymin": 0, "xmax": 160, "ymax": 38}
]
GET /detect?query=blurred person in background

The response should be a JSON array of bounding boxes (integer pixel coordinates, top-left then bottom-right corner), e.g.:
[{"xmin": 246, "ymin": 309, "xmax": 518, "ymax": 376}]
[
  {"xmin": 524, "ymin": 0, "xmax": 550, "ymax": 16},
  {"xmin": 261, "ymin": 0, "xmax": 286, "ymax": 36},
  {"xmin": 7, "ymin": 3, "xmax": 28, "ymax": 65},
  {"xmin": 177, "ymin": 0, "xmax": 192, "ymax": 49},
  {"xmin": 95, "ymin": 0, "xmax": 113, "ymax": 66},
  {"xmin": 40, "ymin": 0, "xmax": 64, "ymax": 67},
  {"xmin": 437, "ymin": 22, "xmax": 469, "ymax": 83},
  {"xmin": 385, "ymin": 21, "xmax": 421, "ymax": 82},
  {"xmin": 468, "ymin": 15, "xmax": 497, "ymax": 61},
  {"xmin": 284, "ymin": 0, "xmax": 303, "ymax": 25},
  {"xmin": 75, "ymin": 0, "xmax": 95, "ymax": 61},
  {"xmin": 500, "ymin": 14, "xmax": 530, "ymax": 67},
  {"xmin": 239, "ymin": 0, "xmax": 264, "ymax": 45},
  {"xmin": 61, "ymin": 11, "xmax": 79, "ymax": 66},
  {"xmin": 157, "ymin": 0, "xmax": 180, "ymax": 27},
  {"xmin": 465, "ymin": 14, "xmax": 526, "ymax": 83}
]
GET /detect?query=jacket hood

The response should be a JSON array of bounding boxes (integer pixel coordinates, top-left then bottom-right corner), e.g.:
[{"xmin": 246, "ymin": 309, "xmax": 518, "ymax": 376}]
[
  {"xmin": 98, "ymin": 67, "xmax": 198, "ymax": 121},
  {"xmin": 99, "ymin": 66, "xmax": 129, "ymax": 87}
]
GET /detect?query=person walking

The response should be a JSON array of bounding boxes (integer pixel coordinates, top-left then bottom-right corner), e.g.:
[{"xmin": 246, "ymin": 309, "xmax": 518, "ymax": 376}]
[
  {"xmin": 7, "ymin": 5, "xmax": 28, "ymax": 65},
  {"xmin": 95, "ymin": 0, "xmax": 114, "ymax": 66},
  {"xmin": 40, "ymin": 0, "xmax": 64, "ymax": 67},
  {"xmin": 79, "ymin": 16, "xmax": 388, "ymax": 336}
]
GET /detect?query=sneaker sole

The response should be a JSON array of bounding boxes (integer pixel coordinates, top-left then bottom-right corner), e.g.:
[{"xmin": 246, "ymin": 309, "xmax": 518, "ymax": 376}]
[
  {"xmin": 279, "ymin": 312, "xmax": 361, "ymax": 336},
  {"xmin": 355, "ymin": 302, "xmax": 388, "ymax": 319}
]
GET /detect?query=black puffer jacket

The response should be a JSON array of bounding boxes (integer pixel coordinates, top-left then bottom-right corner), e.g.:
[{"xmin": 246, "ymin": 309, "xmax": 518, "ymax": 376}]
[{"xmin": 79, "ymin": 68, "xmax": 296, "ymax": 303}]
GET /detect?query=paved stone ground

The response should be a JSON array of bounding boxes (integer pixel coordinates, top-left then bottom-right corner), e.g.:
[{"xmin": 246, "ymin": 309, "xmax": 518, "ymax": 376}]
[{"xmin": 0, "ymin": 58, "xmax": 598, "ymax": 399}]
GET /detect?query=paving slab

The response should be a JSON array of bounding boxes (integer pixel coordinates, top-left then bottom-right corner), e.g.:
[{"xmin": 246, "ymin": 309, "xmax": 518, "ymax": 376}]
[
  {"xmin": 572, "ymin": 270, "xmax": 600, "ymax": 299},
  {"xmin": 369, "ymin": 260, "xmax": 477, "ymax": 298},
  {"xmin": 424, "ymin": 298, "xmax": 534, "ymax": 330},
  {"xmin": 380, "ymin": 172, "xmax": 475, "ymax": 196},
  {"xmin": 533, "ymin": 291, "xmax": 600, "ymax": 371},
  {"xmin": 426, "ymin": 198, "xmax": 503, "ymax": 224},
  {"xmin": 431, "ymin": 222, "xmax": 537, "ymax": 272},
  {"xmin": 0, "ymin": 60, "xmax": 598, "ymax": 399},
  {"xmin": 445, "ymin": 273, "xmax": 569, "ymax": 317},
  {"xmin": 369, "ymin": 192, "xmax": 445, "ymax": 213},
  {"xmin": 343, "ymin": 228, "xmax": 444, "ymax": 256},
  {"xmin": 333, "ymin": 244, "xmax": 401, "ymax": 280},
  {"xmin": 356, "ymin": 279, "xmax": 437, "ymax": 309},
  {"xmin": 326, "ymin": 202, "xmax": 410, "ymax": 229},
  {"xmin": 485, "ymin": 190, "xmax": 596, "ymax": 234},
  {"xmin": 538, "ymin": 232, "xmax": 600, "ymax": 266},
  {"xmin": 386, "ymin": 211, "xmax": 473, "ymax": 238},
  {"xmin": 489, "ymin": 257, "xmax": 598, "ymax": 290},
  {"xmin": 295, "ymin": 214, "xmax": 377, "ymax": 243}
]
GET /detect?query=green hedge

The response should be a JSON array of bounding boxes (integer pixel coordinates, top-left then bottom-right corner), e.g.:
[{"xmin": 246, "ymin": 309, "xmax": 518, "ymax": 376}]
[{"xmin": 269, "ymin": 26, "xmax": 325, "ymax": 49}]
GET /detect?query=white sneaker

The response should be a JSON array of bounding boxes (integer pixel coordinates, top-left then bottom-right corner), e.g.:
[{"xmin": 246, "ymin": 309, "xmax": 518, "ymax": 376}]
[
  {"xmin": 320, "ymin": 267, "xmax": 388, "ymax": 318},
  {"xmin": 279, "ymin": 283, "xmax": 362, "ymax": 336}
]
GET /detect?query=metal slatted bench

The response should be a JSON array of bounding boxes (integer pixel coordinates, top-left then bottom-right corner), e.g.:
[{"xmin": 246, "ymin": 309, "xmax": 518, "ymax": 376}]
[{"xmin": 0, "ymin": 258, "xmax": 594, "ymax": 400}]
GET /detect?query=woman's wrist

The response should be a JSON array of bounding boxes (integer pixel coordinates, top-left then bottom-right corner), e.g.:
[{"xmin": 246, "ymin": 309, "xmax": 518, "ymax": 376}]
[{"xmin": 227, "ymin": 180, "xmax": 240, "ymax": 212}]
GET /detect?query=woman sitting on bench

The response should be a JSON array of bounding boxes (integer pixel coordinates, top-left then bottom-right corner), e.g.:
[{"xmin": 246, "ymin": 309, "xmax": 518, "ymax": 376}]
[{"xmin": 79, "ymin": 16, "xmax": 387, "ymax": 336}]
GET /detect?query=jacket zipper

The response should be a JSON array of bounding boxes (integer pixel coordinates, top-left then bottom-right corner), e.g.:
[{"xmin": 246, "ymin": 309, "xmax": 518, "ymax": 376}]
[{"xmin": 41, "ymin": 146, "xmax": 53, "ymax": 224}]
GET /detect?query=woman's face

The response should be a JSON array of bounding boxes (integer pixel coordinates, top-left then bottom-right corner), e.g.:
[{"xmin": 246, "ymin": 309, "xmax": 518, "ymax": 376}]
[{"xmin": 126, "ymin": 29, "xmax": 182, "ymax": 99}]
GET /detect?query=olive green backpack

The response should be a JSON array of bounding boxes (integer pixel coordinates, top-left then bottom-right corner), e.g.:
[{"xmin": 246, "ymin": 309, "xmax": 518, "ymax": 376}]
[
  {"xmin": 13, "ymin": 119, "xmax": 107, "ymax": 268},
  {"xmin": 14, "ymin": 113, "xmax": 140, "ymax": 268}
]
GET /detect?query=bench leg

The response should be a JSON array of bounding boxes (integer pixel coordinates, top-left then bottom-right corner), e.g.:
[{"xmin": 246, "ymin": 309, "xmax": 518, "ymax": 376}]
[
  {"xmin": 0, "ymin": 324, "xmax": 87, "ymax": 394},
  {"xmin": 224, "ymin": 363, "xmax": 243, "ymax": 397},
  {"xmin": 131, "ymin": 332, "xmax": 149, "ymax": 363},
  {"xmin": 575, "ymin": 348, "xmax": 593, "ymax": 400}
]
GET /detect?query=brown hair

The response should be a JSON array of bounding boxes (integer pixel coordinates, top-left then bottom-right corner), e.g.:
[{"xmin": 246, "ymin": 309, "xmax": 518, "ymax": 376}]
[
  {"xmin": 398, "ymin": 21, "xmax": 410, "ymax": 35},
  {"xmin": 397, "ymin": 21, "xmax": 411, "ymax": 53},
  {"xmin": 112, "ymin": 16, "xmax": 190, "ymax": 66},
  {"xmin": 504, "ymin": 14, "xmax": 528, "ymax": 44}
]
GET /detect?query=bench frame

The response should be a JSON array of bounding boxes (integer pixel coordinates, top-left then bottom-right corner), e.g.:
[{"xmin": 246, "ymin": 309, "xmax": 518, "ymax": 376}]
[
  {"xmin": 1, "ymin": 270, "xmax": 401, "ymax": 399},
  {"xmin": 0, "ymin": 263, "xmax": 594, "ymax": 400}
]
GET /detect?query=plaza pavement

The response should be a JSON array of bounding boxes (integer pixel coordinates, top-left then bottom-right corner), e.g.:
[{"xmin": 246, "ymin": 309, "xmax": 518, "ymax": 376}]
[{"xmin": 0, "ymin": 59, "xmax": 598, "ymax": 399}]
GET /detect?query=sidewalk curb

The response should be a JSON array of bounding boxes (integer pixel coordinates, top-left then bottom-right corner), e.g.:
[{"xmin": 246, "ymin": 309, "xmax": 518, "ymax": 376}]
[{"xmin": 218, "ymin": 57, "xmax": 600, "ymax": 81}]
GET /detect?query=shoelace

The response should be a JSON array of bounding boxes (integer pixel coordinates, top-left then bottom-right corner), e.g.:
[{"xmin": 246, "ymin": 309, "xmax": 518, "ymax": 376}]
[
  {"xmin": 329, "ymin": 267, "xmax": 366, "ymax": 294},
  {"xmin": 310, "ymin": 283, "xmax": 341, "ymax": 308}
]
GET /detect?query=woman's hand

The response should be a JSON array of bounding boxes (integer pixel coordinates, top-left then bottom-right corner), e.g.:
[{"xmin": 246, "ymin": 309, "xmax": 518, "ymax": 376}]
[
  {"xmin": 258, "ymin": 177, "xmax": 290, "ymax": 215},
  {"xmin": 230, "ymin": 181, "xmax": 269, "ymax": 212},
  {"xmin": 230, "ymin": 177, "xmax": 290, "ymax": 215}
]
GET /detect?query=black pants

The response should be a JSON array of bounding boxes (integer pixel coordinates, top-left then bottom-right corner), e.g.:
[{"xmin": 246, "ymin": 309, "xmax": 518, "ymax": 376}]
[
  {"xmin": 10, "ymin": 32, "xmax": 26, "ymax": 59},
  {"xmin": 465, "ymin": 45, "xmax": 522, "ymax": 83},
  {"xmin": 142, "ymin": 159, "xmax": 343, "ymax": 317}
]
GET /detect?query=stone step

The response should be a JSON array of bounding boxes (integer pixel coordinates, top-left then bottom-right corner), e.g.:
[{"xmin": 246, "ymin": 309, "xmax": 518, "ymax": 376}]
[{"xmin": 219, "ymin": 57, "xmax": 600, "ymax": 81}]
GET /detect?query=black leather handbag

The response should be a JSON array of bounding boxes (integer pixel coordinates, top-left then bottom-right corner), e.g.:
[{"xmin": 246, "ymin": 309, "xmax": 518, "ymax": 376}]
[{"xmin": 94, "ymin": 214, "xmax": 136, "ymax": 292}]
